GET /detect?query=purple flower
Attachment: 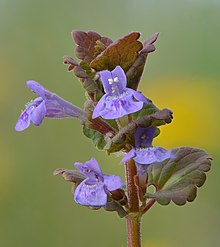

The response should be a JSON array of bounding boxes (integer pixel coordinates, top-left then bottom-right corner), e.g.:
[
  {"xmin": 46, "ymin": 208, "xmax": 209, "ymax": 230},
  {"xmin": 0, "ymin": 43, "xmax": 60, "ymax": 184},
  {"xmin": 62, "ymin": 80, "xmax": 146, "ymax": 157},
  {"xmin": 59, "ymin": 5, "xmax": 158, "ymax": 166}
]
[
  {"xmin": 74, "ymin": 158, "xmax": 124, "ymax": 206},
  {"xmin": 15, "ymin": 80, "xmax": 88, "ymax": 131},
  {"xmin": 121, "ymin": 126, "xmax": 175, "ymax": 165},
  {"xmin": 92, "ymin": 66, "xmax": 148, "ymax": 119}
]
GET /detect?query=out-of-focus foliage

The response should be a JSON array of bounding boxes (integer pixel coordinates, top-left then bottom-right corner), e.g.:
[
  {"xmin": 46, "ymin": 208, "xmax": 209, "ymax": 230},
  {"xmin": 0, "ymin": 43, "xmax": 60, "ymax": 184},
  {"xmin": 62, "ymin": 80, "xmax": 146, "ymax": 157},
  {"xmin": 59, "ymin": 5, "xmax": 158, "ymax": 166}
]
[{"xmin": 0, "ymin": 0, "xmax": 219, "ymax": 247}]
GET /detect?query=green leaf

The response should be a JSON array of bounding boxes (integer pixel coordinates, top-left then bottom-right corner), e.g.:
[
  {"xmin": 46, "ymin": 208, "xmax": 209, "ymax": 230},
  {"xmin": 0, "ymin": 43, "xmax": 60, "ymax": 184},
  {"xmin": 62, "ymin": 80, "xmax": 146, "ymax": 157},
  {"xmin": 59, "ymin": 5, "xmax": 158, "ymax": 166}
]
[
  {"xmin": 90, "ymin": 32, "xmax": 143, "ymax": 72},
  {"xmin": 147, "ymin": 147, "xmax": 212, "ymax": 206},
  {"xmin": 83, "ymin": 125, "xmax": 106, "ymax": 150},
  {"xmin": 104, "ymin": 198, "xmax": 128, "ymax": 218},
  {"xmin": 132, "ymin": 101, "xmax": 159, "ymax": 120}
]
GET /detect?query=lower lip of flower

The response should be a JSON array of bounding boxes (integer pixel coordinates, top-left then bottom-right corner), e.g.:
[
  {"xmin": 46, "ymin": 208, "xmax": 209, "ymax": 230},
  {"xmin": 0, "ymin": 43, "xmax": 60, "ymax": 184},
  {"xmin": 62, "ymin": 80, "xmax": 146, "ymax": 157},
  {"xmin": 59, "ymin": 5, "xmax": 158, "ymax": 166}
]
[
  {"xmin": 106, "ymin": 91, "xmax": 129, "ymax": 101},
  {"xmin": 136, "ymin": 147, "xmax": 156, "ymax": 151}
]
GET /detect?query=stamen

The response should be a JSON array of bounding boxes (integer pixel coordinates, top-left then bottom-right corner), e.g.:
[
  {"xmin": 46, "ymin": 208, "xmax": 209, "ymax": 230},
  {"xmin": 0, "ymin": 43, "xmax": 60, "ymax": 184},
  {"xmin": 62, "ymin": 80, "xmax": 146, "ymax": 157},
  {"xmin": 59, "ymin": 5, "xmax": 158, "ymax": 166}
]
[
  {"xmin": 108, "ymin": 78, "xmax": 113, "ymax": 85},
  {"xmin": 141, "ymin": 134, "xmax": 146, "ymax": 139},
  {"xmin": 111, "ymin": 85, "xmax": 118, "ymax": 94},
  {"xmin": 114, "ymin": 77, "xmax": 119, "ymax": 83}
]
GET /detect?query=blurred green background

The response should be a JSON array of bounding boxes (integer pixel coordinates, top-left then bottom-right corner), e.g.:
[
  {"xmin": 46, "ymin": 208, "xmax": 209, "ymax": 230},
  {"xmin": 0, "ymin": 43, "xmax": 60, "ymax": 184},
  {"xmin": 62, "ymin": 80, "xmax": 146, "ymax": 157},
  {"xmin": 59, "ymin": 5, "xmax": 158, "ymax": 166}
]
[{"xmin": 1, "ymin": 0, "xmax": 219, "ymax": 246}]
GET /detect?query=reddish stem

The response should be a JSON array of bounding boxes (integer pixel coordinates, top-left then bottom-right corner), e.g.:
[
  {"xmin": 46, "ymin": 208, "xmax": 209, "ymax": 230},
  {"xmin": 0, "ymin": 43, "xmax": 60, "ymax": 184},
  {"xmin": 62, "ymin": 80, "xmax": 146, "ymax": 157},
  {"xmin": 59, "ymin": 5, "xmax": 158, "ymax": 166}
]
[
  {"xmin": 126, "ymin": 159, "xmax": 139, "ymax": 212},
  {"xmin": 125, "ymin": 159, "xmax": 141, "ymax": 247},
  {"xmin": 126, "ymin": 216, "xmax": 141, "ymax": 247}
]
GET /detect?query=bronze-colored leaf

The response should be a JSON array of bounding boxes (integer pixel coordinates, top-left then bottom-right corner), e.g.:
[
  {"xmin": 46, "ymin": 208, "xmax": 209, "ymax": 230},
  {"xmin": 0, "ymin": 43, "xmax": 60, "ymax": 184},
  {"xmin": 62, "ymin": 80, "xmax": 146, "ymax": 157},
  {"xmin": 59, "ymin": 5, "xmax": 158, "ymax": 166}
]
[
  {"xmin": 72, "ymin": 30, "xmax": 112, "ymax": 63},
  {"xmin": 90, "ymin": 32, "xmax": 143, "ymax": 72}
]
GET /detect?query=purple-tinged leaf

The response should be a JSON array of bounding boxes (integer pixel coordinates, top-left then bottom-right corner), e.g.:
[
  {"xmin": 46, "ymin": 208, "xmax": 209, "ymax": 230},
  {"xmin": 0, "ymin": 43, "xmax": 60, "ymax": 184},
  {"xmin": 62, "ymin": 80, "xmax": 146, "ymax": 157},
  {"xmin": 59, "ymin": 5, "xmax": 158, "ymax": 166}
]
[
  {"xmin": 53, "ymin": 168, "xmax": 86, "ymax": 184},
  {"xmin": 147, "ymin": 147, "xmax": 212, "ymax": 206},
  {"xmin": 72, "ymin": 30, "xmax": 112, "ymax": 65},
  {"xmin": 63, "ymin": 56, "xmax": 103, "ymax": 101},
  {"xmin": 126, "ymin": 32, "xmax": 159, "ymax": 90},
  {"xmin": 142, "ymin": 32, "xmax": 159, "ymax": 54},
  {"xmin": 63, "ymin": 56, "xmax": 88, "ymax": 77}
]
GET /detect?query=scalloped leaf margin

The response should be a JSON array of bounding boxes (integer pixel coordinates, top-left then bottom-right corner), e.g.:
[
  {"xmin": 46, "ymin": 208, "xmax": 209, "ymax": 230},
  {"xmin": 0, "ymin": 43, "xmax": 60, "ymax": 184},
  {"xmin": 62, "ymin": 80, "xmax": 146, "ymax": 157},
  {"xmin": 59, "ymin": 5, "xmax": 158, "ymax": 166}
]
[{"xmin": 147, "ymin": 147, "xmax": 212, "ymax": 206}]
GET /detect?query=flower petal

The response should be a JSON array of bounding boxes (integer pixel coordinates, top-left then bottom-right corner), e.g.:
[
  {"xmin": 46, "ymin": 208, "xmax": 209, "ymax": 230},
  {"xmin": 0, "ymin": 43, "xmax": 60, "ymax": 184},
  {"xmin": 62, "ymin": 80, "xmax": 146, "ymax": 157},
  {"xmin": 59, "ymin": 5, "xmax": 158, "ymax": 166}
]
[
  {"xmin": 31, "ymin": 101, "xmax": 46, "ymax": 126},
  {"xmin": 45, "ymin": 95, "xmax": 88, "ymax": 120},
  {"xmin": 15, "ymin": 97, "xmax": 43, "ymax": 131},
  {"xmin": 99, "ymin": 70, "xmax": 113, "ymax": 94},
  {"xmin": 120, "ymin": 149, "xmax": 136, "ymax": 163},
  {"xmin": 154, "ymin": 147, "xmax": 175, "ymax": 162},
  {"xmin": 74, "ymin": 178, "xmax": 107, "ymax": 206},
  {"xmin": 95, "ymin": 66, "xmax": 147, "ymax": 119},
  {"xmin": 99, "ymin": 66, "xmax": 127, "ymax": 95},
  {"xmin": 134, "ymin": 147, "xmax": 174, "ymax": 164},
  {"xmin": 127, "ymin": 88, "xmax": 149, "ymax": 105},
  {"xmin": 111, "ymin": 66, "xmax": 127, "ymax": 91},
  {"xmin": 27, "ymin": 80, "xmax": 88, "ymax": 120},
  {"xmin": 84, "ymin": 158, "xmax": 103, "ymax": 175},
  {"xmin": 103, "ymin": 174, "xmax": 124, "ymax": 191},
  {"xmin": 74, "ymin": 158, "xmax": 103, "ymax": 179},
  {"xmin": 97, "ymin": 94, "xmax": 143, "ymax": 119},
  {"xmin": 92, "ymin": 95, "xmax": 107, "ymax": 119},
  {"xmin": 26, "ymin": 80, "xmax": 46, "ymax": 98},
  {"xmin": 15, "ymin": 110, "xmax": 31, "ymax": 131},
  {"xmin": 135, "ymin": 126, "xmax": 156, "ymax": 148}
]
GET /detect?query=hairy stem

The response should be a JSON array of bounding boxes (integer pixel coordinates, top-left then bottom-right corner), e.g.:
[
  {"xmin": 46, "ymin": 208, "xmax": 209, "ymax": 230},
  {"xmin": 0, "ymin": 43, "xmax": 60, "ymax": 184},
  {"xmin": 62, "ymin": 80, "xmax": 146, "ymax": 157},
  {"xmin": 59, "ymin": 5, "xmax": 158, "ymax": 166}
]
[
  {"xmin": 126, "ymin": 216, "xmax": 141, "ymax": 247},
  {"xmin": 125, "ymin": 159, "xmax": 141, "ymax": 247}
]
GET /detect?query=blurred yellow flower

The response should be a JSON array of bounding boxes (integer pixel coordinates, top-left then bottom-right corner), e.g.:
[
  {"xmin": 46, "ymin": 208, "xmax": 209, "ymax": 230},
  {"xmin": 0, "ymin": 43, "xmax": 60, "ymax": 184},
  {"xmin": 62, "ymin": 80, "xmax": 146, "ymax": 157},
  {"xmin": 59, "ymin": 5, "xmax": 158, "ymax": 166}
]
[{"xmin": 143, "ymin": 76, "xmax": 218, "ymax": 151}]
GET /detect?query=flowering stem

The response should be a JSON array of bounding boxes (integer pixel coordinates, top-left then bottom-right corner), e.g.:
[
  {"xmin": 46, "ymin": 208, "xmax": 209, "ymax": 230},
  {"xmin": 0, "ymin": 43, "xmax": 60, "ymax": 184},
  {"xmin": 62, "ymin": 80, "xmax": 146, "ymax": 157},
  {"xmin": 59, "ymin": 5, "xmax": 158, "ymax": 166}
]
[
  {"xmin": 126, "ymin": 216, "xmax": 141, "ymax": 247},
  {"xmin": 125, "ymin": 159, "xmax": 141, "ymax": 247}
]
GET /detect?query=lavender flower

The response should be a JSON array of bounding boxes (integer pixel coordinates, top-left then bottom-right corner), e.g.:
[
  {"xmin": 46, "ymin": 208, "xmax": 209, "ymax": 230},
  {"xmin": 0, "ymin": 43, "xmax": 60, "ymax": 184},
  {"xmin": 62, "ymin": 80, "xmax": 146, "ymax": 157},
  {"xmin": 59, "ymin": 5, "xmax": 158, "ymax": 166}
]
[
  {"xmin": 15, "ymin": 80, "xmax": 88, "ymax": 131},
  {"xmin": 92, "ymin": 66, "xmax": 148, "ymax": 119},
  {"xmin": 121, "ymin": 126, "xmax": 175, "ymax": 165},
  {"xmin": 74, "ymin": 158, "xmax": 124, "ymax": 206}
]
